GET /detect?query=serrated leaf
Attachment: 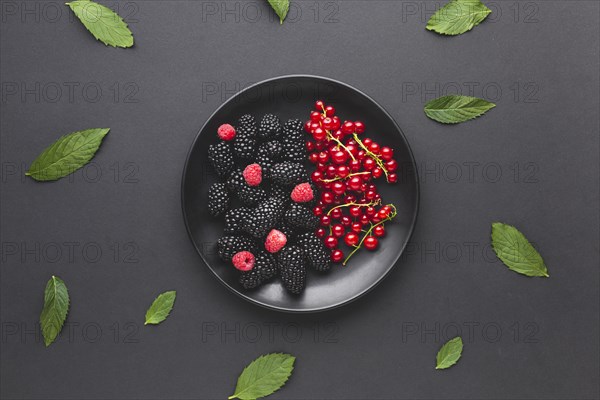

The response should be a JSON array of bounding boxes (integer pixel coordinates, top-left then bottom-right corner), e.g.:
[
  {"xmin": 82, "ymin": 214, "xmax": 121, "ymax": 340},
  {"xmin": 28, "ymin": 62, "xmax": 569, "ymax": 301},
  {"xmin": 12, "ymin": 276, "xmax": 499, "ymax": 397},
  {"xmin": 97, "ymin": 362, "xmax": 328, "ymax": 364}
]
[
  {"xmin": 426, "ymin": 0, "xmax": 491, "ymax": 35},
  {"xmin": 26, "ymin": 128, "xmax": 109, "ymax": 181},
  {"xmin": 436, "ymin": 337, "xmax": 463, "ymax": 369},
  {"xmin": 491, "ymin": 222, "xmax": 549, "ymax": 277},
  {"xmin": 229, "ymin": 353, "xmax": 295, "ymax": 400},
  {"xmin": 145, "ymin": 291, "xmax": 176, "ymax": 325},
  {"xmin": 66, "ymin": 1, "xmax": 133, "ymax": 47},
  {"xmin": 424, "ymin": 95, "xmax": 495, "ymax": 124},
  {"xmin": 40, "ymin": 276, "xmax": 70, "ymax": 347},
  {"xmin": 267, "ymin": 0, "xmax": 289, "ymax": 24}
]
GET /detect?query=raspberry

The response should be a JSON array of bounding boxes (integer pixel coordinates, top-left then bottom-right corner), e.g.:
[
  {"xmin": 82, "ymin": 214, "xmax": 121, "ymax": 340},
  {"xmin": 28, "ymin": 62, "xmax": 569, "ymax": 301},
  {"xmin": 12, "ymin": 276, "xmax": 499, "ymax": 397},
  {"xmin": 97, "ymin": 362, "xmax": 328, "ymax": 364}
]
[
  {"xmin": 243, "ymin": 163, "xmax": 262, "ymax": 186},
  {"xmin": 291, "ymin": 183, "xmax": 314, "ymax": 203},
  {"xmin": 232, "ymin": 251, "xmax": 255, "ymax": 271},
  {"xmin": 265, "ymin": 229, "xmax": 287, "ymax": 253},
  {"xmin": 217, "ymin": 124, "xmax": 236, "ymax": 141}
]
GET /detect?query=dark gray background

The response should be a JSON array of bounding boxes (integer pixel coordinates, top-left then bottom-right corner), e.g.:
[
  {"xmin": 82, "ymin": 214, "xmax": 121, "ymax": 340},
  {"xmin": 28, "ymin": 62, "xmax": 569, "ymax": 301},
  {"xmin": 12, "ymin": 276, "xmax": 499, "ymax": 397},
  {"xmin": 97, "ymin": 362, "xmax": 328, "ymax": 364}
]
[{"xmin": 1, "ymin": 1, "xmax": 599, "ymax": 399}]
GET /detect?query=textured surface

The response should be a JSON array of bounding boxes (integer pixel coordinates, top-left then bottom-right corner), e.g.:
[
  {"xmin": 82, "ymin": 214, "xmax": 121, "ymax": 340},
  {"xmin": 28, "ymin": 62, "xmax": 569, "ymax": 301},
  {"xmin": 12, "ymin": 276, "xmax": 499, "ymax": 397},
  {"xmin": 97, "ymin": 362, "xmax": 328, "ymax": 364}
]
[{"xmin": 1, "ymin": 1, "xmax": 599, "ymax": 399}]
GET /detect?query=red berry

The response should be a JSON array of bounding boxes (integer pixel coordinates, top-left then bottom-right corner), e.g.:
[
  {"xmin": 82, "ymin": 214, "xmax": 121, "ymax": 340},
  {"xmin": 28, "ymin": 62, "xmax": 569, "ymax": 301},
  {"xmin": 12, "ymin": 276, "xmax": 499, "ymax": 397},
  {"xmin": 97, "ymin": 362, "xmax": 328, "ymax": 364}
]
[
  {"xmin": 313, "ymin": 206, "xmax": 323, "ymax": 216},
  {"xmin": 331, "ymin": 249, "xmax": 344, "ymax": 263},
  {"xmin": 310, "ymin": 111, "xmax": 321, "ymax": 121},
  {"xmin": 363, "ymin": 138, "xmax": 373, "ymax": 147},
  {"xmin": 341, "ymin": 121, "xmax": 355, "ymax": 135},
  {"xmin": 331, "ymin": 117, "xmax": 341, "ymax": 131},
  {"xmin": 332, "ymin": 182, "xmax": 345, "ymax": 196},
  {"xmin": 313, "ymin": 127, "xmax": 326, "ymax": 141},
  {"xmin": 322, "ymin": 117, "xmax": 334, "ymax": 130},
  {"xmin": 381, "ymin": 147, "xmax": 393, "ymax": 160},
  {"xmin": 243, "ymin": 163, "xmax": 262, "ymax": 186},
  {"xmin": 341, "ymin": 216, "xmax": 351, "ymax": 226},
  {"xmin": 337, "ymin": 165, "xmax": 350, "ymax": 178},
  {"xmin": 369, "ymin": 142, "xmax": 380, "ymax": 154},
  {"xmin": 366, "ymin": 207, "xmax": 376, "ymax": 217},
  {"xmin": 291, "ymin": 182, "xmax": 314, "ymax": 203},
  {"xmin": 325, "ymin": 105, "xmax": 335, "ymax": 117},
  {"xmin": 232, "ymin": 251, "xmax": 255, "ymax": 271},
  {"xmin": 364, "ymin": 236, "xmax": 378, "ymax": 250},
  {"xmin": 217, "ymin": 124, "xmax": 236, "ymax": 141},
  {"xmin": 316, "ymin": 228, "xmax": 326, "ymax": 238},
  {"xmin": 349, "ymin": 206, "xmax": 361, "ymax": 217},
  {"xmin": 360, "ymin": 214, "xmax": 370, "ymax": 225},
  {"xmin": 306, "ymin": 141, "xmax": 315, "ymax": 152},
  {"xmin": 332, "ymin": 150, "xmax": 348, "ymax": 164},
  {"xmin": 332, "ymin": 224, "xmax": 345, "ymax": 237},
  {"xmin": 344, "ymin": 233, "xmax": 359, "ymax": 247},
  {"xmin": 365, "ymin": 189, "xmax": 377, "ymax": 200},
  {"xmin": 315, "ymin": 100, "xmax": 324, "ymax": 110},
  {"xmin": 304, "ymin": 121, "xmax": 313, "ymax": 133},
  {"xmin": 311, "ymin": 171, "xmax": 323, "ymax": 183},
  {"xmin": 349, "ymin": 159, "xmax": 361, "ymax": 172},
  {"xmin": 354, "ymin": 121, "xmax": 365, "ymax": 134},
  {"xmin": 363, "ymin": 158, "xmax": 375, "ymax": 170},
  {"xmin": 309, "ymin": 153, "xmax": 318, "ymax": 163},
  {"xmin": 265, "ymin": 230, "xmax": 287, "ymax": 253},
  {"xmin": 373, "ymin": 225, "xmax": 386, "ymax": 237},
  {"xmin": 388, "ymin": 173, "xmax": 398, "ymax": 183},
  {"xmin": 320, "ymin": 215, "xmax": 331, "ymax": 226},
  {"xmin": 348, "ymin": 176, "xmax": 362, "ymax": 191},
  {"xmin": 324, "ymin": 236, "xmax": 338, "ymax": 249},
  {"xmin": 351, "ymin": 222, "xmax": 362, "ymax": 233},
  {"xmin": 372, "ymin": 167, "xmax": 383, "ymax": 178},
  {"xmin": 321, "ymin": 191, "xmax": 334, "ymax": 204},
  {"xmin": 386, "ymin": 159, "xmax": 398, "ymax": 172},
  {"xmin": 330, "ymin": 208, "xmax": 342, "ymax": 219}
]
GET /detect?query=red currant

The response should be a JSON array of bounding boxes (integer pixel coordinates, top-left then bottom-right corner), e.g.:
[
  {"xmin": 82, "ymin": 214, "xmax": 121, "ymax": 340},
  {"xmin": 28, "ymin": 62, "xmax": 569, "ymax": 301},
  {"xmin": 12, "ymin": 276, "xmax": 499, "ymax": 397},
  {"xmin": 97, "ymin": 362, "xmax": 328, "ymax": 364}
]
[
  {"xmin": 341, "ymin": 216, "xmax": 351, "ymax": 226},
  {"xmin": 388, "ymin": 173, "xmax": 398, "ymax": 183},
  {"xmin": 349, "ymin": 159, "xmax": 361, "ymax": 172},
  {"xmin": 364, "ymin": 236, "xmax": 378, "ymax": 250},
  {"xmin": 315, "ymin": 100, "xmax": 324, "ymax": 110},
  {"xmin": 330, "ymin": 208, "xmax": 342, "ymax": 219},
  {"xmin": 369, "ymin": 142, "xmax": 380, "ymax": 154},
  {"xmin": 337, "ymin": 165, "xmax": 350, "ymax": 178},
  {"xmin": 310, "ymin": 111, "xmax": 321, "ymax": 121},
  {"xmin": 341, "ymin": 121, "xmax": 355, "ymax": 135},
  {"xmin": 354, "ymin": 121, "xmax": 365, "ymax": 134},
  {"xmin": 351, "ymin": 222, "xmax": 362, "ymax": 233},
  {"xmin": 321, "ymin": 191, "xmax": 334, "ymax": 204},
  {"xmin": 372, "ymin": 167, "xmax": 383, "ymax": 178},
  {"xmin": 320, "ymin": 215, "xmax": 331, "ymax": 226},
  {"xmin": 348, "ymin": 176, "xmax": 362, "ymax": 191},
  {"xmin": 324, "ymin": 236, "xmax": 338, "ymax": 249},
  {"xmin": 311, "ymin": 171, "xmax": 323, "ymax": 183},
  {"xmin": 316, "ymin": 228, "xmax": 326, "ymax": 238},
  {"xmin": 349, "ymin": 206, "xmax": 361, "ymax": 217},
  {"xmin": 381, "ymin": 147, "xmax": 393, "ymax": 160},
  {"xmin": 332, "ymin": 182, "xmax": 345, "ymax": 196},
  {"xmin": 332, "ymin": 224, "xmax": 345, "ymax": 237},
  {"xmin": 313, "ymin": 206, "xmax": 323, "ymax": 216},
  {"xmin": 363, "ymin": 158, "xmax": 375, "ymax": 170},
  {"xmin": 313, "ymin": 127, "xmax": 326, "ymax": 141},
  {"xmin": 331, "ymin": 249, "xmax": 344, "ymax": 263},
  {"xmin": 332, "ymin": 150, "xmax": 348, "ymax": 164},
  {"xmin": 325, "ymin": 105, "xmax": 335, "ymax": 117},
  {"xmin": 344, "ymin": 233, "xmax": 359, "ymax": 247},
  {"xmin": 373, "ymin": 225, "xmax": 386, "ymax": 237},
  {"xmin": 386, "ymin": 159, "xmax": 397, "ymax": 172}
]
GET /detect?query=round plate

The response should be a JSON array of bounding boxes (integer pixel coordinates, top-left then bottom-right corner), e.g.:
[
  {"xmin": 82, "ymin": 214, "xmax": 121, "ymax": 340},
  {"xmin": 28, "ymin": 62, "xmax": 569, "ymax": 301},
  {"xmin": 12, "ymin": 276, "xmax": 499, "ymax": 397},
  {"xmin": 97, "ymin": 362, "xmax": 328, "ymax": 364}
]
[{"xmin": 182, "ymin": 75, "xmax": 419, "ymax": 313}]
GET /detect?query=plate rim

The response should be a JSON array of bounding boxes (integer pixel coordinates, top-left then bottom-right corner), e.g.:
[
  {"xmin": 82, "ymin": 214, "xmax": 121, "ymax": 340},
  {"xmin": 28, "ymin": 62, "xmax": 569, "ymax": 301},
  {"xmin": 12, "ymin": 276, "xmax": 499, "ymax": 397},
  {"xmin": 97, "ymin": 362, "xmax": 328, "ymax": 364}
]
[{"xmin": 181, "ymin": 74, "xmax": 420, "ymax": 313}]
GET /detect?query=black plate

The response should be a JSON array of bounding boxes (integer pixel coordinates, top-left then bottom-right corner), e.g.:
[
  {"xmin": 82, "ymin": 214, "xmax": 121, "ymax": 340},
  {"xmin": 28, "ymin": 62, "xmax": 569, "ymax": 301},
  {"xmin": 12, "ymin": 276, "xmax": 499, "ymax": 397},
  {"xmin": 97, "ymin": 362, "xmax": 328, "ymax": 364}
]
[{"xmin": 182, "ymin": 75, "xmax": 419, "ymax": 313}]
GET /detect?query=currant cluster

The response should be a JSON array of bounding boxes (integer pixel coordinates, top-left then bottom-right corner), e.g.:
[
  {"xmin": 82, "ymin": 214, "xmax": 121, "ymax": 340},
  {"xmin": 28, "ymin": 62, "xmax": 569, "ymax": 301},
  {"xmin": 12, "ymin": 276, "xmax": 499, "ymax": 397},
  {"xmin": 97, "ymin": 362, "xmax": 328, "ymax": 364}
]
[{"xmin": 304, "ymin": 100, "xmax": 399, "ymax": 265}]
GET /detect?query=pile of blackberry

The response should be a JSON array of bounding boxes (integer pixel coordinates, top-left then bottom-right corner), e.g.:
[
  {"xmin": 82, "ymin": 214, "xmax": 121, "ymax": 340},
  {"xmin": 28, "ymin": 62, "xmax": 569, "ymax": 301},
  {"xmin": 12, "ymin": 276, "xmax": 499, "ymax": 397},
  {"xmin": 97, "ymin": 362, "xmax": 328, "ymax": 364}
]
[{"xmin": 207, "ymin": 114, "xmax": 331, "ymax": 295}]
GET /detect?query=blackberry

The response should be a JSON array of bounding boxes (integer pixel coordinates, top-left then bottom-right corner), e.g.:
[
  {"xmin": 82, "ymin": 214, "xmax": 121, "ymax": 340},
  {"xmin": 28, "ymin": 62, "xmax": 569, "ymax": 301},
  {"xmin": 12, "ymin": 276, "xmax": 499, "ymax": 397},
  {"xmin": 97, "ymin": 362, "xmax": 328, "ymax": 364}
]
[
  {"xmin": 208, "ymin": 142, "xmax": 234, "ymax": 177},
  {"xmin": 233, "ymin": 134, "xmax": 256, "ymax": 160},
  {"xmin": 255, "ymin": 153, "xmax": 274, "ymax": 179},
  {"xmin": 271, "ymin": 162, "xmax": 307, "ymax": 186},
  {"xmin": 238, "ymin": 185, "xmax": 268, "ymax": 207},
  {"xmin": 224, "ymin": 208, "xmax": 250, "ymax": 234},
  {"xmin": 274, "ymin": 221, "xmax": 296, "ymax": 239},
  {"xmin": 217, "ymin": 236, "xmax": 257, "ymax": 262},
  {"xmin": 284, "ymin": 203, "xmax": 319, "ymax": 230},
  {"xmin": 227, "ymin": 169, "xmax": 267, "ymax": 206},
  {"xmin": 237, "ymin": 114, "xmax": 257, "ymax": 137},
  {"xmin": 281, "ymin": 119, "xmax": 306, "ymax": 162},
  {"xmin": 258, "ymin": 114, "xmax": 282, "ymax": 140},
  {"xmin": 295, "ymin": 232, "xmax": 331, "ymax": 272},
  {"xmin": 244, "ymin": 197, "xmax": 285, "ymax": 238},
  {"xmin": 208, "ymin": 183, "xmax": 230, "ymax": 217},
  {"xmin": 258, "ymin": 141, "xmax": 283, "ymax": 158},
  {"xmin": 271, "ymin": 184, "xmax": 290, "ymax": 203},
  {"xmin": 239, "ymin": 251, "xmax": 278, "ymax": 289},
  {"xmin": 278, "ymin": 246, "xmax": 307, "ymax": 295}
]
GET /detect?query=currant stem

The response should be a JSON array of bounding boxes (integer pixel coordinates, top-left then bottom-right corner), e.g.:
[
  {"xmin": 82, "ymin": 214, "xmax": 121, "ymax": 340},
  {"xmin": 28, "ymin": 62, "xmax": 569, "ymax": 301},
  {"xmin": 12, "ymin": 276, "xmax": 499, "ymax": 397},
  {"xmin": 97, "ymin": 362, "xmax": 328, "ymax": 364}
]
[
  {"xmin": 352, "ymin": 133, "xmax": 390, "ymax": 181},
  {"xmin": 342, "ymin": 204, "xmax": 397, "ymax": 266},
  {"xmin": 321, "ymin": 171, "xmax": 371, "ymax": 183},
  {"xmin": 326, "ymin": 199, "xmax": 381, "ymax": 216}
]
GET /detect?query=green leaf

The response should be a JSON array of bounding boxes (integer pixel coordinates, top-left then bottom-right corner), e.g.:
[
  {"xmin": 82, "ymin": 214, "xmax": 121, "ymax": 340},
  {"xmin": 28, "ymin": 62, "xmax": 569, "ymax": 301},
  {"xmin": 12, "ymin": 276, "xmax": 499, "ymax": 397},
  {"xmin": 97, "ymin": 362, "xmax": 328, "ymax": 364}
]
[
  {"xmin": 26, "ymin": 128, "xmax": 109, "ymax": 181},
  {"xmin": 40, "ymin": 276, "xmax": 70, "ymax": 347},
  {"xmin": 66, "ymin": 1, "xmax": 133, "ymax": 47},
  {"xmin": 491, "ymin": 222, "xmax": 549, "ymax": 277},
  {"xmin": 424, "ymin": 95, "xmax": 495, "ymax": 124},
  {"xmin": 229, "ymin": 353, "xmax": 295, "ymax": 400},
  {"xmin": 267, "ymin": 0, "xmax": 289, "ymax": 24},
  {"xmin": 436, "ymin": 337, "xmax": 463, "ymax": 370},
  {"xmin": 426, "ymin": 0, "xmax": 491, "ymax": 35},
  {"xmin": 145, "ymin": 291, "xmax": 177, "ymax": 325}
]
